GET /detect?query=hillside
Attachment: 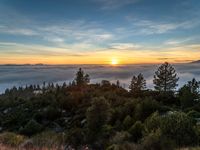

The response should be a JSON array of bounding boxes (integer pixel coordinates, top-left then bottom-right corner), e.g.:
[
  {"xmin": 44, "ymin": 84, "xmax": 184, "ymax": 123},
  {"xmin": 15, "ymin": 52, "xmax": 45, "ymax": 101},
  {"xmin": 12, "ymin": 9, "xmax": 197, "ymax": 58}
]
[
  {"xmin": 191, "ymin": 60, "xmax": 200, "ymax": 63},
  {"xmin": 0, "ymin": 65, "xmax": 200, "ymax": 150}
]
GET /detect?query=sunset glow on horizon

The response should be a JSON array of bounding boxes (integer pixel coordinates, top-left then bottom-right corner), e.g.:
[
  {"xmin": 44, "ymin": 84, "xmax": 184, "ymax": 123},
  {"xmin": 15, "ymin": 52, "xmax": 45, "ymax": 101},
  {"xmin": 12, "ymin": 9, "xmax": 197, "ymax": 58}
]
[{"xmin": 0, "ymin": 0, "xmax": 200, "ymax": 64}]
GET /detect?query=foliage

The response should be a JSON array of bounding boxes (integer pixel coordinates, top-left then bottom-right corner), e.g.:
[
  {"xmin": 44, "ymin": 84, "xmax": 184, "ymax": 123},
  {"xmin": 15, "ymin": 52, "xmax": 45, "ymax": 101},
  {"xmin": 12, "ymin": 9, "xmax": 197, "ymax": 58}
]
[
  {"xmin": 153, "ymin": 62, "xmax": 179, "ymax": 92},
  {"xmin": 0, "ymin": 132, "xmax": 26, "ymax": 147},
  {"xmin": 179, "ymin": 78, "xmax": 200, "ymax": 109},
  {"xmin": 0, "ymin": 66, "xmax": 200, "ymax": 149},
  {"xmin": 129, "ymin": 73, "xmax": 146, "ymax": 97},
  {"xmin": 32, "ymin": 131, "xmax": 64, "ymax": 148},
  {"xmin": 145, "ymin": 111, "xmax": 161, "ymax": 132},
  {"xmin": 20, "ymin": 119, "xmax": 43, "ymax": 136},
  {"xmin": 122, "ymin": 115, "xmax": 133, "ymax": 130},
  {"xmin": 141, "ymin": 129, "xmax": 175, "ymax": 150},
  {"xmin": 128, "ymin": 121, "xmax": 144, "ymax": 142},
  {"xmin": 86, "ymin": 97, "xmax": 110, "ymax": 133},
  {"xmin": 160, "ymin": 112, "xmax": 198, "ymax": 146},
  {"xmin": 74, "ymin": 68, "xmax": 90, "ymax": 86},
  {"xmin": 134, "ymin": 98, "xmax": 160, "ymax": 121}
]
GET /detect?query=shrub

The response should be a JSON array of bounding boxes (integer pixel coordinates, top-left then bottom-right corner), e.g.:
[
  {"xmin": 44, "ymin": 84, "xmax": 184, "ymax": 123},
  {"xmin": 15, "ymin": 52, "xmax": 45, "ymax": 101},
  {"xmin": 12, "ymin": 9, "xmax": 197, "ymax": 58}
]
[
  {"xmin": 20, "ymin": 119, "xmax": 43, "ymax": 136},
  {"xmin": 32, "ymin": 131, "xmax": 64, "ymax": 148},
  {"xmin": 107, "ymin": 142, "xmax": 140, "ymax": 150},
  {"xmin": 86, "ymin": 97, "xmax": 110, "ymax": 133},
  {"xmin": 160, "ymin": 112, "xmax": 198, "ymax": 146},
  {"xmin": 0, "ymin": 132, "xmax": 26, "ymax": 147},
  {"xmin": 134, "ymin": 98, "xmax": 159, "ymax": 121},
  {"xmin": 145, "ymin": 111, "xmax": 161, "ymax": 133},
  {"xmin": 123, "ymin": 115, "xmax": 133, "ymax": 130},
  {"xmin": 187, "ymin": 110, "xmax": 200, "ymax": 118},
  {"xmin": 66, "ymin": 128, "xmax": 85, "ymax": 147},
  {"xmin": 128, "ymin": 121, "xmax": 144, "ymax": 142},
  {"xmin": 141, "ymin": 129, "xmax": 175, "ymax": 150},
  {"xmin": 43, "ymin": 105, "xmax": 61, "ymax": 121},
  {"xmin": 110, "ymin": 131, "xmax": 131, "ymax": 144}
]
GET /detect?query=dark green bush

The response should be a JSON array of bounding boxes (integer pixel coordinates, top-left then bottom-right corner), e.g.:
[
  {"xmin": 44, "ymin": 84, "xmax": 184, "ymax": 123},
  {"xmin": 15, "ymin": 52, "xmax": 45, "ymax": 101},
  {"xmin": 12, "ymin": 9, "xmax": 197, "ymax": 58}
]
[
  {"xmin": 128, "ymin": 121, "xmax": 144, "ymax": 142},
  {"xmin": 20, "ymin": 119, "xmax": 43, "ymax": 136}
]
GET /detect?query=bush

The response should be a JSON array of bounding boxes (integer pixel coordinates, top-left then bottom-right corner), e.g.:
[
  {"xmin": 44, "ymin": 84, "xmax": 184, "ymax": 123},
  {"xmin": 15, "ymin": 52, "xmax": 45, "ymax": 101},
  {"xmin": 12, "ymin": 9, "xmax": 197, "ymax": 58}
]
[
  {"xmin": 107, "ymin": 142, "xmax": 140, "ymax": 150},
  {"xmin": 43, "ymin": 105, "xmax": 61, "ymax": 121},
  {"xmin": 141, "ymin": 129, "xmax": 175, "ymax": 150},
  {"xmin": 123, "ymin": 115, "xmax": 133, "ymax": 130},
  {"xmin": 187, "ymin": 110, "xmax": 200, "ymax": 118},
  {"xmin": 0, "ymin": 132, "xmax": 26, "ymax": 147},
  {"xmin": 32, "ymin": 131, "xmax": 64, "ymax": 148},
  {"xmin": 128, "ymin": 121, "xmax": 144, "ymax": 142},
  {"xmin": 134, "ymin": 98, "xmax": 159, "ymax": 121},
  {"xmin": 20, "ymin": 119, "xmax": 43, "ymax": 136},
  {"xmin": 86, "ymin": 97, "xmax": 110, "ymax": 133},
  {"xmin": 66, "ymin": 128, "xmax": 85, "ymax": 147},
  {"xmin": 145, "ymin": 111, "xmax": 161, "ymax": 133},
  {"xmin": 160, "ymin": 112, "xmax": 198, "ymax": 146},
  {"xmin": 110, "ymin": 131, "xmax": 131, "ymax": 144}
]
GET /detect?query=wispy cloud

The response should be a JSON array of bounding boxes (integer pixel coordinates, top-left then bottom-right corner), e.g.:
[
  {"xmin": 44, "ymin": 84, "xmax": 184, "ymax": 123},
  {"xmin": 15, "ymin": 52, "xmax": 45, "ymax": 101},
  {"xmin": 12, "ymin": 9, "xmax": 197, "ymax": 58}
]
[
  {"xmin": 109, "ymin": 43, "xmax": 141, "ymax": 50},
  {"xmin": 125, "ymin": 17, "xmax": 200, "ymax": 35},
  {"xmin": 0, "ymin": 42, "xmax": 85, "ymax": 56},
  {"xmin": 0, "ymin": 25, "xmax": 38, "ymax": 36},
  {"xmin": 93, "ymin": 0, "xmax": 140, "ymax": 10},
  {"xmin": 164, "ymin": 37, "xmax": 194, "ymax": 46}
]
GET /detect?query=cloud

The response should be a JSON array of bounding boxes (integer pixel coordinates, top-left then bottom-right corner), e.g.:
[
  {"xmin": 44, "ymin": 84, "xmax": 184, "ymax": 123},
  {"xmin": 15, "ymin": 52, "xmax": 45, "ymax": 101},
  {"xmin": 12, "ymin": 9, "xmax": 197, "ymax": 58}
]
[
  {"xmin": 93, "ymin": 0, "xmax": 140, "ymax": 10},
  {"xmin": 1, "ymin": 63, "xmax": 200, "ymax": 93},
  {"xmin": 43, "ymin": 36, "xmax": 65, "ymax": 43},
  {"xmin": 0, "ymin": 42, "xmax": 85, "ymax": 57},
  {"xmin": 0, "ymin": 25, "xmax": 38, "ymax": 36},
  {"xmin": 164, "ymin": 37, "xmax": 196, "ymax": 46},
  {"xmin": 125, "ymin": 18, "xmax": 200, "ymax": 35},
  {"xmin": 109, "ymin": 43, "xmax": 141, "ymax": 50}
]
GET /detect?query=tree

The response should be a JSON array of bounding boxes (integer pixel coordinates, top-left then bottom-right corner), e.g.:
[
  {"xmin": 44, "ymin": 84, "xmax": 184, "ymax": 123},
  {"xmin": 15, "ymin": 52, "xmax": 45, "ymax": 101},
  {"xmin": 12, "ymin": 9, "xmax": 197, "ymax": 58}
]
[
  {"xmin": 122, "ymin": 115, "xmax": 133, "ymax": 130},
  {"xmin": 116, "ymin": 80, "xmax": 120, "ymax": 88},
  {"xmin": 86, "ymin": 97, "xmax": 110, "ymax": 133},
  {"xmin": 153, "ymin": 62, "xmax": 179, "ymax": 92},
  {"xmin": 20, "ymin": 119, "xmax": 43, "ymax": 136},
  {"xmin": 179, "ymin": 78, "xmax": 200, "ymax": 108},
  {"xmin": 128, "ymin": 121, "xmax": 144, "ymax": 142},
  {"xmin": 129, "ymin": 73, "xmax": 146, "ymax": 96},
  {"xmin": 74, "ymin": 68, "xmax": 90, "ymax": 86},
  {"xmin": 160, "ymin": 112, "xmax": 197, "ymax": 146},
  {"xmin": 187, "ymin": 78, "xmax": 200, "ymax": 94}
]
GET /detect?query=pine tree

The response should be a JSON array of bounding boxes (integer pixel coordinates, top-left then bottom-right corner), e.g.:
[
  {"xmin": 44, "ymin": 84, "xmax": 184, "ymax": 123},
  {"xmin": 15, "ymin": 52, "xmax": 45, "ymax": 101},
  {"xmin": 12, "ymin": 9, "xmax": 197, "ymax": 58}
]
[
  {"xmin": 129, "ymin": 73, "xmax": 146, "ymax": 95},
  {"xmin": 74, "ymin": 68, "xmax": 90, "ymax": 86},
  {"xmin": 179, "ymin": 78, "xmax": 200, "ymax": 108},
  {"xmin": 153, "ymin": 62, "xmax": 179, "ymax": 92},
  {"xmin": 116, "ymin": 80, "xmax": 120, "ymax": 88}
]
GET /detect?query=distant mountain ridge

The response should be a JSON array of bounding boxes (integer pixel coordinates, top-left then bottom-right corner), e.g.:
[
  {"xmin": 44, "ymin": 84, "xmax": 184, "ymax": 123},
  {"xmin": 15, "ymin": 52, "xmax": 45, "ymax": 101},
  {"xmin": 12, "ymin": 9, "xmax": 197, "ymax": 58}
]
[{"xmin": 190, "ymin": 60, "xmax": 200, "ymax": 63}]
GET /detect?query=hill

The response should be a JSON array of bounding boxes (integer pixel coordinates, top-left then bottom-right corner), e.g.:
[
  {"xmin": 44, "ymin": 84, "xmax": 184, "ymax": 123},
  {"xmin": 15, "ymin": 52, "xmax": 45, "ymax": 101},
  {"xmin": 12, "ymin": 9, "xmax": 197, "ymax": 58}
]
[
  {"xmin": 0, "ymin": 65, "xmax": 200, "ymax": 150},
  {"xmin": 191, "ymin": 60, "xmax": 200, "ymax": 63}
]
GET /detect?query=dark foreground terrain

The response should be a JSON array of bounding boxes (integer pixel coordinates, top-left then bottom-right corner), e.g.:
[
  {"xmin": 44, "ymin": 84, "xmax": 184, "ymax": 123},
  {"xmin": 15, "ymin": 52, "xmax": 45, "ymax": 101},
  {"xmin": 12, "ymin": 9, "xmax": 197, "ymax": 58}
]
[{"xmin": 1, "ymin": 63, "xmax": 200, "ymax": 150}]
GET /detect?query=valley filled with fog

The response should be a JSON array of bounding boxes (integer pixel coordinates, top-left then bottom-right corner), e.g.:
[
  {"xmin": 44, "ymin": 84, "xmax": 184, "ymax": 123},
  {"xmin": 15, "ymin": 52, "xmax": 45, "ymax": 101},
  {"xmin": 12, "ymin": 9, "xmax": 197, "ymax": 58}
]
[{"xmin": 0, "ymin": 63, "xmax": 200, "ymax": 93}]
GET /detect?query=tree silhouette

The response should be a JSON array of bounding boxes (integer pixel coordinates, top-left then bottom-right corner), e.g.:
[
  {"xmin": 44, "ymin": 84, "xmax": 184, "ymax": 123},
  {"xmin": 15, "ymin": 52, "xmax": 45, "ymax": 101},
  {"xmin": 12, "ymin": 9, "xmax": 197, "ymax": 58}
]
[
  {"xmin": 129, "ymin": 73, "xmax": 146, "ymax": 96},
  {"xmin": 179, "ymin": 78, "xmax": 200, "ymax": 108},
  {"xmin": 153, "ymin": 62, "xmax": 179, "ymax": 92},
  {"xmin": 74, "ymin": 68, "xmax": 90, "ymax": 86}
]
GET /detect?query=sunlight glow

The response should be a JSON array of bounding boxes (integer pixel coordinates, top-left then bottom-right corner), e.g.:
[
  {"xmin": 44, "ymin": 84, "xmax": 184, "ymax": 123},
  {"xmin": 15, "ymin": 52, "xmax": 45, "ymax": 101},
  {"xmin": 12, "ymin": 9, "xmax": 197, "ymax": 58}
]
[{"xmin": 111, "ymin": 58, "xmax": 119, "ymax": 65}]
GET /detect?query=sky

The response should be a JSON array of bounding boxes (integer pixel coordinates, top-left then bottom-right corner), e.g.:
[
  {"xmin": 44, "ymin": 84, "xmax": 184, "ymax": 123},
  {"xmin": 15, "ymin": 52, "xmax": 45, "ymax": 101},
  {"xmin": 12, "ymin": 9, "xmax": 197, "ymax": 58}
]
[{"xmin": 0, "ymin": 0, "xmax": 200, "ymax": 64}]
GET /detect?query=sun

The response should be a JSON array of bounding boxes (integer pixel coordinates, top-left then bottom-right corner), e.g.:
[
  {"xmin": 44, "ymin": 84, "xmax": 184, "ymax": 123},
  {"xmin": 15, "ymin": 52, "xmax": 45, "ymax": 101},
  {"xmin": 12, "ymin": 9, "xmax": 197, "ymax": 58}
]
[{"xmin": 111, "ymin": 58, "xmax": 119, "ymax": 65}]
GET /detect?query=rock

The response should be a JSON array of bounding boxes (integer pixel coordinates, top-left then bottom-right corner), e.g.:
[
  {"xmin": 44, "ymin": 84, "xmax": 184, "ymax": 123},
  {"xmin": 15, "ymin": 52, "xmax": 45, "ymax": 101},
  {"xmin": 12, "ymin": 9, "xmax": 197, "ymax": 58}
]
[
  {"xmin": 20, "ymin": 139, "xmax": 34, "ymax": 149},
  {"xmin": 81, "ymin": 119, "xmax": 86, "ymax": 125}
]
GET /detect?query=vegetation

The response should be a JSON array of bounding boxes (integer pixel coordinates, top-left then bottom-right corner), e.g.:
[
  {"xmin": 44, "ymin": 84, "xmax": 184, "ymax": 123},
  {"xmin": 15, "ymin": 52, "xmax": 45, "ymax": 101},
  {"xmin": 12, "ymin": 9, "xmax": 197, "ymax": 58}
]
[{"xmin": 0, "ymin": 62, "xmax": 200, "ymax": 150}]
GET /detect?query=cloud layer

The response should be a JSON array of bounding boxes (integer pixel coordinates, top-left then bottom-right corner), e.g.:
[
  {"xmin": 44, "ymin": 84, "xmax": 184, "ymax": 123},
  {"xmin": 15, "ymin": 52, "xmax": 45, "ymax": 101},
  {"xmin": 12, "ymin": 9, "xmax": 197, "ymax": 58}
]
[{"xmin": 1, "ymin": 64, "xmax": 200, "ymax": 93}]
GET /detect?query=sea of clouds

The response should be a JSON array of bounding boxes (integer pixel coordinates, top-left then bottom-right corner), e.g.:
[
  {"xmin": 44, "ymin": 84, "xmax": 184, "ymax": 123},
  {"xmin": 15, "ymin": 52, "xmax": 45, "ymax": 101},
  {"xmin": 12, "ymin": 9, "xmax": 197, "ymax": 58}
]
[{"xmin": 0, "ymin": 63, "xmax": 200, "ymax": 93}]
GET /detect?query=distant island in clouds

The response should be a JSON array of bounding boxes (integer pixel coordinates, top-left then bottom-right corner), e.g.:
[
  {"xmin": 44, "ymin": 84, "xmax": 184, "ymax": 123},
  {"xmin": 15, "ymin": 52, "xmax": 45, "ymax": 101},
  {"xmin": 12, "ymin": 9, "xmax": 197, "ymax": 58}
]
[{"xmin": 191, "ymin": 60, "xmax": 200, "ymax": 63}]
